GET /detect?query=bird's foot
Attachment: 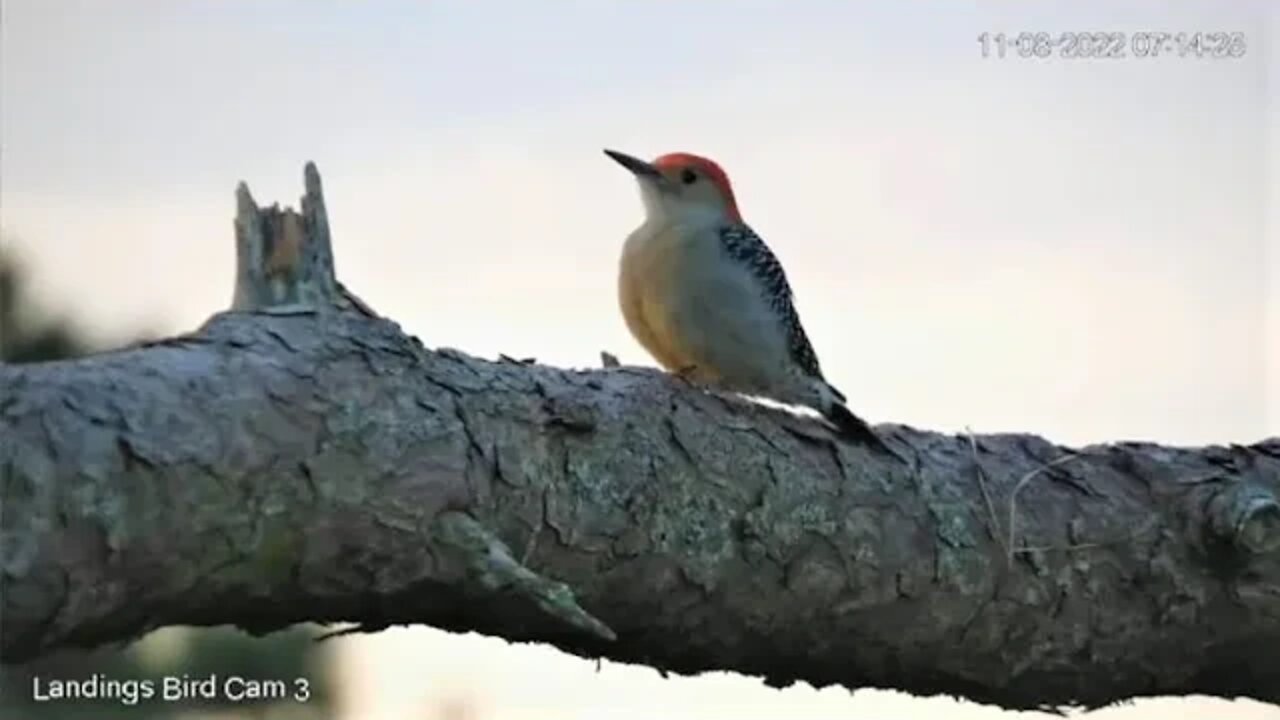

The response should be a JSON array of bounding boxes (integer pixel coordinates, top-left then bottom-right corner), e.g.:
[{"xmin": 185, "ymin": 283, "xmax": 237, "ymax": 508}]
[{"xmin": 674, "ymin": 364, "xmax": 702, "ymax": 387}]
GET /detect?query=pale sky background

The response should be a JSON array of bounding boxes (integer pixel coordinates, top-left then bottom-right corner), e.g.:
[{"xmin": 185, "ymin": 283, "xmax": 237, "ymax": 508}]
[{"xmin": 2, "ymin": 1, "xmax": 1278, "ymax": 719}]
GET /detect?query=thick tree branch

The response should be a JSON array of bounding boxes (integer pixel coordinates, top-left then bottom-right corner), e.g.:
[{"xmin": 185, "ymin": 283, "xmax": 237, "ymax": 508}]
[{"xmin": 1, "ymin": 165, "xmax": 1278, "ymax": 712}]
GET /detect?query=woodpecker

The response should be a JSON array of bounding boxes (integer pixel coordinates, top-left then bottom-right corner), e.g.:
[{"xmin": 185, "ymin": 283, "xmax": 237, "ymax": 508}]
[{"xmin": 604, "ymin": 148, "xmax": 892, "ymax": 454}]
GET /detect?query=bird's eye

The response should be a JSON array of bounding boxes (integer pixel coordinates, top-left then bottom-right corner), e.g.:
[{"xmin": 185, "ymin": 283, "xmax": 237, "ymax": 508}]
[{"xmin": 680, "ymin": 169, "xmax": 698, "ymax": 185}]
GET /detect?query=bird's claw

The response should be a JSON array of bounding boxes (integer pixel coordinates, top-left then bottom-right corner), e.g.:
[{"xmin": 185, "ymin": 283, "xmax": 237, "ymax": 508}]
[{"xmin": 674, "ymin": 364, "xmax": 701, "ymax": 386}]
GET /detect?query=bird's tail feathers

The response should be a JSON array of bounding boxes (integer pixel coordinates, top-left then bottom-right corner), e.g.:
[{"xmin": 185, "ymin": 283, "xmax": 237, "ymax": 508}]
[
  {"xmin": 817, "ymin": 383, "xmax": 900, "ymax": 460},
  {"xmin": 826, "ymin": 382, "xmax": 847, "ymax": 403},
  {"xmin": 826, "ymin": 401, "xmax": 882, "ymax": 445}
]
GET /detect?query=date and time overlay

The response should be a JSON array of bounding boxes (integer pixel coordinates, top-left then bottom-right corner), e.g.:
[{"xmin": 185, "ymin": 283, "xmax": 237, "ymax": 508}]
[{"xmin": 978, "ymin": 31, "xmax": 1248, "ymax": 60}]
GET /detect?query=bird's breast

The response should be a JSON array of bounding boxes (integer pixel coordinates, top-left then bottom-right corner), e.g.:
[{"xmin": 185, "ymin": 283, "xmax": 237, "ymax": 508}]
[
  {"xmin": 617, "ymin": 222, "xmax": 714, "ymax": 366},
  {"xmin": 621, "ymin": 224, "xmax": 689, "ymax": 292}
]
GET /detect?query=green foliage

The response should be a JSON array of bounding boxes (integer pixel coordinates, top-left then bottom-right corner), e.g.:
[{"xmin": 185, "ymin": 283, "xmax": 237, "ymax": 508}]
[{"xmin": 0, "ymin": 248, "xmax": 92, "ymax": 363}]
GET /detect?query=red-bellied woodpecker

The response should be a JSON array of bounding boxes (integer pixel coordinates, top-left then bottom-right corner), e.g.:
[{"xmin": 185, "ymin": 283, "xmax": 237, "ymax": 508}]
[{"xmin": 604, "ymin": 148, "xmax": 892, "ymax": 453}]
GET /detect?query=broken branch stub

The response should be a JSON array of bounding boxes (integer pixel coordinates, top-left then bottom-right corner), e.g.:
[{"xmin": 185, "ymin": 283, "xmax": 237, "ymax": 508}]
[
  {"xmin": 1208, "ymin": 481, "xmax": 1280, "ymax": 556},
  {"xmin": 231, "ymin": 162, "xmax": 342, "ymax": 313}
]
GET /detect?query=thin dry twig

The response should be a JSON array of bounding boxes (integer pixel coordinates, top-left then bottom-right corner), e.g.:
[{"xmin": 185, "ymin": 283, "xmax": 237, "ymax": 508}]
[
  {"xmin": 1011, "ymin": 515, "xmax": 1160, "ymax": 556},
  {"xmin": 1007, "ymin": 454, "xmax": 1083, "ymax": 567},
  {"xmin": 966, "ymin": 427, "xmax": 1007, "ymax": 554}
]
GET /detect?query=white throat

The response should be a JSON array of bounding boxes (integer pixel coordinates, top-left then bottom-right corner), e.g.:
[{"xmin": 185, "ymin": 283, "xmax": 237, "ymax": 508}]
[{"xmin": 638, "ymin": 184, "xmax": 726, "ymax": 230}]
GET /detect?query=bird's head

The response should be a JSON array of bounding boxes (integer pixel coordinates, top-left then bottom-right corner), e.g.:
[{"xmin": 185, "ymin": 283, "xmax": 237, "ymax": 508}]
[{"xmin": 604, "ymin": 149, "xmax": 742, "ymax": 225}]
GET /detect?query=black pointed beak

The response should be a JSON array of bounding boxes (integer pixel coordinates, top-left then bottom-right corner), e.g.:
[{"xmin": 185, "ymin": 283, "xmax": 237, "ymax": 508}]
[{"xmin": 603, "ymin": 149, "xmax": 661, "ymax": 180}]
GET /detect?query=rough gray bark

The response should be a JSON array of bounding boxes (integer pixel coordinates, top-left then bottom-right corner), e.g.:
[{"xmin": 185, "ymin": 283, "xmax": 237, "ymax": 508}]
[{"xmin": 1, "ymin": 165, "xmax": 1278, "ymax": 712}]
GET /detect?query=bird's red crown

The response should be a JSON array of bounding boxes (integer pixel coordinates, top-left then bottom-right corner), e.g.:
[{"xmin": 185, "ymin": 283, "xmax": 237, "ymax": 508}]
[{"xmin": 652, "ymin": 152, "xmax": 741, "ymax": 221}]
